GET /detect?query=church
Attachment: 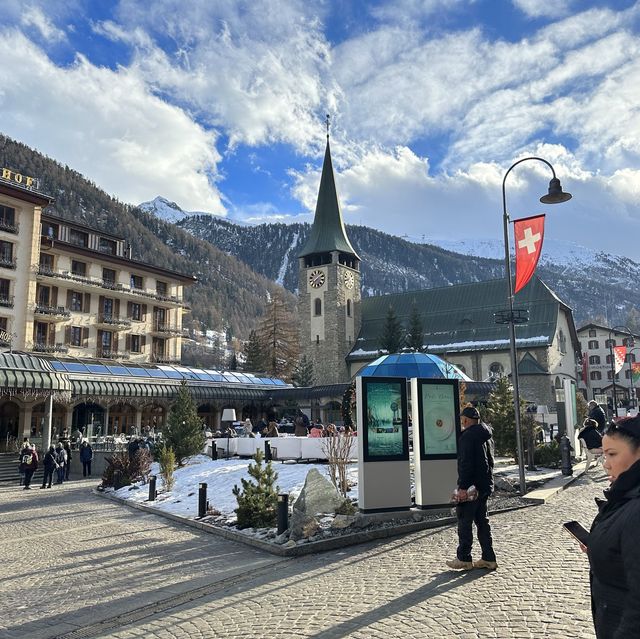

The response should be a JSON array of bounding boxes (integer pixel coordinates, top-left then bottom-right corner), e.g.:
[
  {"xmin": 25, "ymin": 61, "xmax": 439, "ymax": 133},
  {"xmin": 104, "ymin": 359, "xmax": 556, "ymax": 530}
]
[{"xmin": 297, "ymin": 132, "xmax": 580, "ymax": 422}]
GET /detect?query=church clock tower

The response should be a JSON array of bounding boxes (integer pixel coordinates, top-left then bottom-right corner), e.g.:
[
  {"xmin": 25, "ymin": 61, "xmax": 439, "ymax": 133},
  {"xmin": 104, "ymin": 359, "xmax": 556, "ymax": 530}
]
[{"xmin": 298, "ymin": 121, "xmax": 361, "ymax": 385}]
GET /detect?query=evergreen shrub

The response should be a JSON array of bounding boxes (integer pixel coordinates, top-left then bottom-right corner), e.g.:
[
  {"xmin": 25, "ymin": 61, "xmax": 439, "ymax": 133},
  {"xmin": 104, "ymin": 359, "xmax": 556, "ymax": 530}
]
[{"xmin": 232, "ymin": 450, "xmax": 279, "ymax": 529}]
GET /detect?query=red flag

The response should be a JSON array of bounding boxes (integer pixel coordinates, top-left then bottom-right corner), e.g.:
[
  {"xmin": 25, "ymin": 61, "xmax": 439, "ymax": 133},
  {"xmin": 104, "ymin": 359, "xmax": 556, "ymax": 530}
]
[
  {"xmin": 514, "ymin": 214, "xmax": 545, "ymax": 294},
  {"xmin": 613, "ymin": 346, "xmax": 627, "ymax": 374}
]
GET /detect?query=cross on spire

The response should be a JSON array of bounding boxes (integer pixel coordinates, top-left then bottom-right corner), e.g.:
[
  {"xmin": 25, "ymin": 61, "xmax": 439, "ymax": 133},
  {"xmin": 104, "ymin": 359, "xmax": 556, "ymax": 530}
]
[{"xmin": 326, "ymin": 113, "xmax": 330, "ymax": 139}]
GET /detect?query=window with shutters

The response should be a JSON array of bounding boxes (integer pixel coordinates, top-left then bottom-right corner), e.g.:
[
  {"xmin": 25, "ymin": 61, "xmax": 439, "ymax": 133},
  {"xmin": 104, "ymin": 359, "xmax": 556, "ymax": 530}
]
[
  {"xmin": 156, "ymin": 281, "xmax": 167, "ymax": 295},
  {"xmin": 36, "ymin": 284, "xmax": 50, "ymax": 306},
  {"xmin": 589, "ymin": 355, "xmax": 600, "ymax": 365},
  {"xmin": 129, "ymin": 302, "xmax": 141, "ymax": 321},
  {"xmin": 102, "ymin": 268, "xmax": 116, "ymax": 284},
  {"xmin": 39, "ymin": 253, "xmax": 53, "ymax": 271},
  {"xmin": 130, "ymin": 274, "xmax": 143, "ymax": 290},
  {"xmin": 605, "ymin": 339, "xmax": 616, "ymax": 348},
  {"xmin": 588, "ymin": 340, "xmax": 599, "ymax": 349},
  {"xmin": 69, "ymin": 291, "xmax": 83, "ymax": 312},
  {"xmin": 130, "ymin": 334, "xmax": 141, "ymax": 353},
  {"xmin": 590, "ymin": 371, "xmax": 602, "ymax": 381},
  {"xmin": 589, "ymin": 329, "xmax": 597, "ymax": 337},
  {"xmin": 69, "ymin": 326, "xmax": 82, "ymax": 346}
]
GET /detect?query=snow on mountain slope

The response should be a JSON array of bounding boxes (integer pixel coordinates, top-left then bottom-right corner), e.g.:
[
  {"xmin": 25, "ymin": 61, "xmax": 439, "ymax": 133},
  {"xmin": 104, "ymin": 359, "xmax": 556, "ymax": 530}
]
[{"xmin": 138, "ymin": 196, "xmax": 220, "ymax": 224}]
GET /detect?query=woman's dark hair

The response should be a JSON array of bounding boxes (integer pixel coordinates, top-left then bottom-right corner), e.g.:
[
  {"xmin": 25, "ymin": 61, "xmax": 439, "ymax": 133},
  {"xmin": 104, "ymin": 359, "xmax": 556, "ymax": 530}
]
[{"xmin": 605, "ymin": 416, "xmax": 640, "ymax": 451}]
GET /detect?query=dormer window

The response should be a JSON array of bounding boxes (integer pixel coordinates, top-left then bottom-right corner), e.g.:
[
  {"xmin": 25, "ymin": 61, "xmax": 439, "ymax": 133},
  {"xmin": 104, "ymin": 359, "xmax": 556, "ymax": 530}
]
[
  {"xmin": 98, "ymin": 237, "xmax": 116, "ymax": 255},
  {"xmin": 69, "ymin": 228, "xmax": 88, "ymax": 247}
]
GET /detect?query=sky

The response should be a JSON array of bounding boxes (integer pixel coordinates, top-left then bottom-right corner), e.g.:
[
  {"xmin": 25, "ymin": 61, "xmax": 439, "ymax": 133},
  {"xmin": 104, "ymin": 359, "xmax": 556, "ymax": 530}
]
[{"xmin": 1, "ymin": 0, "xmax": 640, "ymax": 258}]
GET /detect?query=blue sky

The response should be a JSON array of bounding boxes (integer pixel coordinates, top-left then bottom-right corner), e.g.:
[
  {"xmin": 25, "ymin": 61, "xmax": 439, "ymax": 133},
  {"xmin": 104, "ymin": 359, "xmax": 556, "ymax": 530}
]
[{"xmin": 1, "ymin": 0, "xmax": 640, "ymax": 258}]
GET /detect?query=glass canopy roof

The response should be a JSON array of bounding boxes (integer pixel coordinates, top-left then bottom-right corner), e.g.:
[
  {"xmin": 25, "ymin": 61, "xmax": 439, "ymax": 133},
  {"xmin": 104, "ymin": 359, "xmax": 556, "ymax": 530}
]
[{"xmin": 49, "ymin": 360, "xmax": 288, "ymax": 386}]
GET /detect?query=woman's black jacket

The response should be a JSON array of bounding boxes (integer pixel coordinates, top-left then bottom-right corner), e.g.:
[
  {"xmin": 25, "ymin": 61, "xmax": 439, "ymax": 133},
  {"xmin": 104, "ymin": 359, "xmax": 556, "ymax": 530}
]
[{"xmin": 588, "ymin": 459, "xmax": 640, "ymax": 638}]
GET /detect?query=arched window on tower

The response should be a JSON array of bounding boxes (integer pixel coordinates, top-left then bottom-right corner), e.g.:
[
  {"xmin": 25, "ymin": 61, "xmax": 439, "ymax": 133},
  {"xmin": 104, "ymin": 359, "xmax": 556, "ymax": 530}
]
[
  {"xmin": 314, "ymin": 298, "xmax": 322, "ymax": 316},
  {"xmin": 346, "ymin": 299, "xmax": 351, "ymax": 317}
]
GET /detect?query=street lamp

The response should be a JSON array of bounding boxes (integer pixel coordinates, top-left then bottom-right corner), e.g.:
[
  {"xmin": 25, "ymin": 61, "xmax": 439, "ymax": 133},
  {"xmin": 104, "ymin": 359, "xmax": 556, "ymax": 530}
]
[
  {"xmin": 627, "ymin": 347, "xmax": 639, "ymax": 412},
  {"xmin": 501, "ymin": 157, "xmax": 572, "ymax": 496},
  {"xmin": 608, "ymin": 325, "xmax": 634, "ymax": 416}
]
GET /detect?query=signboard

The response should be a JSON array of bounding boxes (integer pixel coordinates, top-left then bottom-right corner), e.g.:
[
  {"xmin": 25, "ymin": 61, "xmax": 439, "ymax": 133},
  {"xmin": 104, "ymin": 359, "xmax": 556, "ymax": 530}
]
[
  {"xmin": 416, "ymin": 379, "xmax": 460, "ymax": 459},
  {"xmin": 361, "ymin": 377, "xmax": 409, "ymax": 462},
  {"xmin": 1, "ymin": 167, "xmax": 38, "ymax": 189}
]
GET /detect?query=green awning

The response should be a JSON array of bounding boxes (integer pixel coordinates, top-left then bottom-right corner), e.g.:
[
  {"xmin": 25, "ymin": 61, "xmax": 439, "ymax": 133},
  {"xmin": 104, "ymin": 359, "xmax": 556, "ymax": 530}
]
[{"xmin": 0, "ymin": 353, "xmax": 71, "ymax": 392}]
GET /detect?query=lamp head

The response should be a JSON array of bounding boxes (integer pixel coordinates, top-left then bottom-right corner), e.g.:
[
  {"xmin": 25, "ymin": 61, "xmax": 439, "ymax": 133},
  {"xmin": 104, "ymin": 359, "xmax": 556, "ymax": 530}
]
[{"xmin": 540, "ymin": 177, "xmax": 572, "ymax": 204}]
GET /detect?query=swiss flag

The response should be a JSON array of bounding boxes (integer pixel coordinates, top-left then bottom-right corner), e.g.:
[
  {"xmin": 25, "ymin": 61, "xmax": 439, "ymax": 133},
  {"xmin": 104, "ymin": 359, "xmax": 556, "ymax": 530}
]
[
  {"xmin": 514, "ymin": 214, "xmax": 545, "ymax": 294},
  {"xmin": 613, "ymin": 346, "xmax": 627, "ymax": 374}
]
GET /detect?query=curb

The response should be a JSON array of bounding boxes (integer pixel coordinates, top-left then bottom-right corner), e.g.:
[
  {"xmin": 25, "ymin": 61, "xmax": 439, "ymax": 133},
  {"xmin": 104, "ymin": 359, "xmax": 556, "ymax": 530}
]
[{"xmin": 94, "ymin": 489, "xmax": 538, "ymax": 557}]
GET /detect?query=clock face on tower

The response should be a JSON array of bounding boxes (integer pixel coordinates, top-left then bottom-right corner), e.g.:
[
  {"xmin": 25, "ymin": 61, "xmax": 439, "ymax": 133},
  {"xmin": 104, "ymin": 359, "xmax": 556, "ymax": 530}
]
[
  {"xmin": 343, "ymin": 271, "xmax": 355, "ymax": 289},
  {"xmin": 309, "ymin": 269, "xmax": 325, "ymax": 288}
]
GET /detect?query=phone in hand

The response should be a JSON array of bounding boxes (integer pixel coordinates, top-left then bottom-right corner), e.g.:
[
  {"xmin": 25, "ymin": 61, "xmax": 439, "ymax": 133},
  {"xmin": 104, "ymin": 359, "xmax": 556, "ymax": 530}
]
[{"xmin": 563, "ymin": 520, "xmax": 589, "ymax": 547}]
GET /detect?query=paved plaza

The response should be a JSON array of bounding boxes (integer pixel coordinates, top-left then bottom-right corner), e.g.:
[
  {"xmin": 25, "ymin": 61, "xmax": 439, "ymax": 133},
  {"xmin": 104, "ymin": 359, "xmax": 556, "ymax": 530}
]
[{"xmin": 1, "ymin": 470, "xmax": 605, "ymax": 639}]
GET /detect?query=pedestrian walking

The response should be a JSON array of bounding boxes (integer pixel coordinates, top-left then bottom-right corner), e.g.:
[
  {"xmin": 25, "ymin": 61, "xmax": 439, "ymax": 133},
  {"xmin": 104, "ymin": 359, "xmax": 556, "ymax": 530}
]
[
  {"xmin": 578, "ymin": 418, "xmax": 603, "ymax": 471},
  {"xmin": 19, "ymin": 444, "xmax": 38, "ymax": 490},
  {"xmin": 64, "ymin": 441, "xmax": 72, "ymax": 480},
  {"xmin": 80, "ymin": 440, "xmax": 93, "ymax": 477},
  {"xmin": 588, "ymin": 400, "xmax": 607, "ymax": 434},
  {"xmin": 41, "ymin": 446, "xmax": 57, "ymax": 489},
  {"xmin": 446, "ymin": 405, "xmax": 497, "ymax": 571},
  {"xmin": 54, "ymin": 442, "xmax": 66, "ymax": 484},
  {"xmin": 585, "ymin": 415, "xmax": 640, "ymax": 638}
]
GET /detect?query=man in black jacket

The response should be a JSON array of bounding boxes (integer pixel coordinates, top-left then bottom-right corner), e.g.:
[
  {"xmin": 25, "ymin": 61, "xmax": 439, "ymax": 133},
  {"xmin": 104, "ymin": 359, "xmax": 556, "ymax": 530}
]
[
  {"xmin": 446, "ymin": 405, "xmax": 498, "ymax": 571},
  {"xmin": 588, "ymin": 400, "xmax": 607, "ymax": 434}
]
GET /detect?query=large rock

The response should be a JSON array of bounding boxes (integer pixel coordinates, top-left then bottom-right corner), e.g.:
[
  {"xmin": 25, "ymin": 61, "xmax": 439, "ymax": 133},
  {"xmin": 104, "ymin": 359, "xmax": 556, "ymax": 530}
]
[
  {"xmin": 288, "ymin": 469, "xmax": 349, "ymax": 541},
  {"xmin": 292, "ymin": 468, "xmax": 347, "ymax": 516}
]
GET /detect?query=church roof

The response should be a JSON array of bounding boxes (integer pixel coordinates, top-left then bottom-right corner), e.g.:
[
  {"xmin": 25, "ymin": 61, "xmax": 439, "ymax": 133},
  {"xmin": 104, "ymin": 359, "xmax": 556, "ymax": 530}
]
[
  {"xmin": 347, "ymin": 276, "xmax": 579, "ymax": 360},
  {"xmin": 298, "ymin": 138, "xmax": 359, "ymax": 259},
  {"xmin": 517, "ymin": 351, "xmax": 549, "ymax": 375}
]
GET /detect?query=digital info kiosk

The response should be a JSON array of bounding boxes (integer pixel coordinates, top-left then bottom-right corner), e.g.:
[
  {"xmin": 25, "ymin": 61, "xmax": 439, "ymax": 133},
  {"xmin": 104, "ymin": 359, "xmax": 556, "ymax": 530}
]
[
  {"xmin": 411, "ymin": 378, "xmax": 461, "ymax": 508},
  {"xmin": 356, "ymin": 376, "xmax": 411, "ymax": 512}
]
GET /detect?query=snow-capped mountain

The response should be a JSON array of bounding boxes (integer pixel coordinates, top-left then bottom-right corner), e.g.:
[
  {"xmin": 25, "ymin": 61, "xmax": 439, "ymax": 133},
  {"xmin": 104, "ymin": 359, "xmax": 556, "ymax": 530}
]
[{"xmin": 138, "ymin": 196, "xmax": 219, "ymax": 224}]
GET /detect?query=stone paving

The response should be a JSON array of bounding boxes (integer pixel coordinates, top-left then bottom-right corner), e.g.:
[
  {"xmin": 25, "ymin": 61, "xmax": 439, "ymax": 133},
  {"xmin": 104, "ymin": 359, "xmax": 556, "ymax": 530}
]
[{"xmin": 1, "ymin": 469, "xmax": 607, "ymax": 639}]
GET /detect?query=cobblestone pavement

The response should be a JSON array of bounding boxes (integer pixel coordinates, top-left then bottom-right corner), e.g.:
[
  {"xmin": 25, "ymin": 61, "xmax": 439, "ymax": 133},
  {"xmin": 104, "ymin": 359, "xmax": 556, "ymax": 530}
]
[{"xmin": 2, "ymin": 469, "xmax": 607, "ymax": 639}]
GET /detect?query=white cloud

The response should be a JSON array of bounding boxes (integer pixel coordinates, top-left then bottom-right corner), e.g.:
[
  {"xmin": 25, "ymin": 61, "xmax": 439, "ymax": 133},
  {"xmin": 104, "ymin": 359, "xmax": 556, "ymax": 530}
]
[
  {"xmin": 512, "ymin": 0, "xmax": 573, "ymax": 20},
  {"xmin": 20, "ymin": 6, "xmax": 66, "ymax": 42},
  {"xmin": 0, "ymin": 30, "xmax": 224, "ymax": 213}
]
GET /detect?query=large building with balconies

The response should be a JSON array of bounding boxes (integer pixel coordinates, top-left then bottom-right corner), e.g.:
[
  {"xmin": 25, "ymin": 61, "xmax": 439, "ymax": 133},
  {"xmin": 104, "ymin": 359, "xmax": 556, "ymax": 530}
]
[{"xmin": 0, "ymin": 169, "xmax": 195, "ymax": 364}]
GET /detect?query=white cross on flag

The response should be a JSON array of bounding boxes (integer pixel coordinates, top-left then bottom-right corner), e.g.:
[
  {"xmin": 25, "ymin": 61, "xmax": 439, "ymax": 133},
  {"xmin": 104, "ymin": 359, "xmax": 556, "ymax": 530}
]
[
  {"xmin": 614, "ymin": 346, "xmax": 627, "ymax": 374},
  {"xmin": 514, "ymin": 214, "xmax": 545, "ymax": 294}
]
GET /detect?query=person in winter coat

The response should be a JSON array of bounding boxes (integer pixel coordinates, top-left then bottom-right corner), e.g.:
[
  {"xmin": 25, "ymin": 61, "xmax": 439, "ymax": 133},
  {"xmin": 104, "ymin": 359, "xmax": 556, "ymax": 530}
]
[
  {"xmin": 588, "ymin": 401, "xmax": 607, "ymax": 434},
  {"xmin": 79, "ymin": 441, "xmax": 93, "ymax": 477},
  {"xmin": 19, "ymin": 444, "xmax": 38, "ymax": 490},
  {"xmin": 63, "ymin": 441, "xmax": 72, "ymax": 480},
  {"xmin": 262, "ymin": 421, "xmax": 279, "ymax": 437},
  {"xmin": 586, "ymin": 415, "xmax": 640, "ymax": 639},
  {"xmin": 578, "ymin": 418, "xmax": 604, "ymax": 471},
  {"xmin": 41, "ymin": 446, "xmax": 57, "ymax": 489},
  {"xmin": 446, "ymin": 405, "xmax": 497, "ymax": 571},
  {"xmin": 54, "ymin": 443, "xmax": 66, "ymax": 484}
]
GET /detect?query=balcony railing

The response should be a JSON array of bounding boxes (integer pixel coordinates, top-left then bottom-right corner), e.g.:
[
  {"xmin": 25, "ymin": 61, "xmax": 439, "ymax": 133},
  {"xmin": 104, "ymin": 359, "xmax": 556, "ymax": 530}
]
[
  {"xmin": 0, "ymin": 294, "xmax": 14, "ymax": 308},
  {"xmin": 32, "ymin": 342, "xmax": 69, "ymax": 354},
  {"xmin": 0, "ymin": 220, "xmax": 19, "ymax": 234},
  {"xmin": 0, "ymin": 257, "xmax": 16, "ymax": 269},
  {"xmin": 96, "ymin": 349, "xmax": 130, "ymax": 360},
  {"xmin": 98, "ymin": 314, "xmax": 132, "ymax": 327},
  {"xmin": 34, "ymin": 304, "xmax": 71, "ymax": 318},
  {"xmin": 152, "ymin": 323, "xmax": 185, "ymax": 335},
  {"xmin": 151, "ymin": 354, "xmax": 180, "ymax": 364},
  {"xmin": 34, "ymin": 266, "xmax": 187, "ymax": 305}
]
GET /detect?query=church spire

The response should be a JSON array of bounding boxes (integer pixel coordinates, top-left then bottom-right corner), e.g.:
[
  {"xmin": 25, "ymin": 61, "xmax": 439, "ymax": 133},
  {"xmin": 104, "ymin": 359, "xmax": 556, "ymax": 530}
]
[{"xmin": 298, "ymin": 117, "xmax": 360, "ymax": 259}]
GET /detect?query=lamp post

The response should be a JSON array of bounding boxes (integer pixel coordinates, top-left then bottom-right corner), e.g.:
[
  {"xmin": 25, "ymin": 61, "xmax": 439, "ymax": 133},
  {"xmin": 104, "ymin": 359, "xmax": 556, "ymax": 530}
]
[
  {"xmin": 500, "ymin": 158, "xmax": 572, "ymax": 496},
  {"xmin": 627, "ymin": 347, "xmax": 639, "ymax": 412},
  {"xmin": 608, "ymin": 326, "xmax": 634, "ymax": 416}
]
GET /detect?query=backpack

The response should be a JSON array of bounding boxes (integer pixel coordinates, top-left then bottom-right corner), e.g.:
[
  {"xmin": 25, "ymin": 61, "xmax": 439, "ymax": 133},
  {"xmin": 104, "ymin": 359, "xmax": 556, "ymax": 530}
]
[{"xmin": 19, "ymin": 452, "xmax": 33, "ymax": 470}]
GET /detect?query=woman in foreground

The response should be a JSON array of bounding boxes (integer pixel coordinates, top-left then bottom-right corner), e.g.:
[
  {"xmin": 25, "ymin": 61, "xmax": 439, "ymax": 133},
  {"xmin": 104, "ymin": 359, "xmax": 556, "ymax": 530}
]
[{"xmin": 587, "ymin": 415, "xmax": 640, "ymax": 639}]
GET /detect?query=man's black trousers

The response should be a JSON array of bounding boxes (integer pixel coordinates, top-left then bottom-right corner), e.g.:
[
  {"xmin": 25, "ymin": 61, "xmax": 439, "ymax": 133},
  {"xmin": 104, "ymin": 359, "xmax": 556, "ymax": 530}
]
[{"xmin": 456, "ymin": 494, "xmax": 496, "ymax": 562}]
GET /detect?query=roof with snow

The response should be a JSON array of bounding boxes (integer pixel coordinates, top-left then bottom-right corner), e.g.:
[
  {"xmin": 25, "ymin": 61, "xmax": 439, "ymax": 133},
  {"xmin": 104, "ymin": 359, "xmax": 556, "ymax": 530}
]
[{"xmin": 348, "ymin": 276, "xmax": 579, "ymax": 361}]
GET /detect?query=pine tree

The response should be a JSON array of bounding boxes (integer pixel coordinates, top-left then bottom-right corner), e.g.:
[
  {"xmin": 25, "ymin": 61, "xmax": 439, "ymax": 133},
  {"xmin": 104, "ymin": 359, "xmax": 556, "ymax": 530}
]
[
  {"xmin": 486, "ymin": 376, "xmax": 529, "ymax": 458},
  {"xmin": 256, "ymin": 293, "xmax": 300, "ymax": 381},
  {"xmin": 291, "ymin": 354, "xmax": 314, "ymax": 387},
  {"xmin": 405, "ymin": 303, "xmax": 424, "ymax": 352},
  {"xmin": 163, "ymin": 381, "xmax": 206, "ymax": 466},
  {"xmin": 227, "ymin": 350, "xmax": 239, "ymax": 371},
  {"xmin": 232, "ymin": 450, "xmax": 279, "ymax": 529},
  {"xmin": 379, "ymin": 305, "xmax": 405, "ymax": 354},
  {"xmin": 243, "ymin": 330, "xmax": 266, "ymax": 373}
]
